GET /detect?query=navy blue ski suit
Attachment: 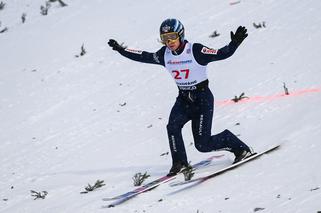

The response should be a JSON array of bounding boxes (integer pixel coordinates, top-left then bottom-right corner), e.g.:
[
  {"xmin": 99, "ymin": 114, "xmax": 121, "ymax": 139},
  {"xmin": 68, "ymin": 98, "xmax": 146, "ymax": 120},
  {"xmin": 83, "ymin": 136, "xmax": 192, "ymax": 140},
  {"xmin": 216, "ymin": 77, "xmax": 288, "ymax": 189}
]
[{"xmin": 116, "ymin": 40, "xmax": 250, "ymax": 165}]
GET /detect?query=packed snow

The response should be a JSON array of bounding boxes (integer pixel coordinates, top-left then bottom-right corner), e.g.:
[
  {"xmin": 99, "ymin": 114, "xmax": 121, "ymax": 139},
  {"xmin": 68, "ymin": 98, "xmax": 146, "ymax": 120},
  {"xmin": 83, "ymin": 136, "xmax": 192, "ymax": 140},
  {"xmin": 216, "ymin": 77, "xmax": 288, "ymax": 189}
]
[{"xmin": 0, "ymin": 0, "xmax": 320, "ymax": 212}]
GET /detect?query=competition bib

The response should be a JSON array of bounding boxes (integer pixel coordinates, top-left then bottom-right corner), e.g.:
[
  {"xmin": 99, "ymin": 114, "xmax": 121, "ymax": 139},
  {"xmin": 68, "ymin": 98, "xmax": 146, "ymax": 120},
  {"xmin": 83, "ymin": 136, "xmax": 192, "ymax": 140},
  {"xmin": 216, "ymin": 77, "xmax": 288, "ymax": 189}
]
[{"xmin": 164, "ymin": 42, "xmax": 208, "ymax": 87}]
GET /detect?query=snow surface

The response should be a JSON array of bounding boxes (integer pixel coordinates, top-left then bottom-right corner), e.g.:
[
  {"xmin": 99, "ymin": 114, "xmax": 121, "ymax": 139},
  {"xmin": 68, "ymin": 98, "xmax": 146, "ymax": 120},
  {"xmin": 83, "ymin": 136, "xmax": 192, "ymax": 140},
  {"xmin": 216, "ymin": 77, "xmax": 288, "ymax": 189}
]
[{"xmin": 1, "ymin": 0, "xmax": 321, "ymax": 212}]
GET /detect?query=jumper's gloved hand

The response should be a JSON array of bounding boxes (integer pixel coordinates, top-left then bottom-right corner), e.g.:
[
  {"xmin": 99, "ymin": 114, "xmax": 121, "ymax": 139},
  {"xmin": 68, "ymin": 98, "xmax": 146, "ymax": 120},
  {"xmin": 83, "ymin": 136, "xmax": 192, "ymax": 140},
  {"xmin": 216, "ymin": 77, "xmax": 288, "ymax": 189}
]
[
  {"xmin": 108, "ymin": 39, "xmax": 125, "ymax": 52},
  {"xmin": 230, "ymin": 26, "xmax": 248, "ymax": 45}
]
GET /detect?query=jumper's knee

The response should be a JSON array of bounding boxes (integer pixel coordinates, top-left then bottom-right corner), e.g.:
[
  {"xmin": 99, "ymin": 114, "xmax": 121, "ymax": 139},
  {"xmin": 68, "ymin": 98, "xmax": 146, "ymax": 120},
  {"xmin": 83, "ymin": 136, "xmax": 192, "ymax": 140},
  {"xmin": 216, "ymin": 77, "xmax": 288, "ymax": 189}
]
[
  {"xmin": 194, "ymin": 139, "xmax": 212, "ymax": 152},
  {"xmin": 195, "ymin": 143, "xmax": 209, "ymax": 152}
]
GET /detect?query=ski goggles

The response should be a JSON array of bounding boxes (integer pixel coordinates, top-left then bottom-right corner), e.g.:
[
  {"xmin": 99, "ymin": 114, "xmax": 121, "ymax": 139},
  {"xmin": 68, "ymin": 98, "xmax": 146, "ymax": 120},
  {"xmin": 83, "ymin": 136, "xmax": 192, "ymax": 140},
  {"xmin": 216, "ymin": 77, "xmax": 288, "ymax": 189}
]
[{"xmin": 160, "ymin": 32, "xmax": 179, "ymax": 44}]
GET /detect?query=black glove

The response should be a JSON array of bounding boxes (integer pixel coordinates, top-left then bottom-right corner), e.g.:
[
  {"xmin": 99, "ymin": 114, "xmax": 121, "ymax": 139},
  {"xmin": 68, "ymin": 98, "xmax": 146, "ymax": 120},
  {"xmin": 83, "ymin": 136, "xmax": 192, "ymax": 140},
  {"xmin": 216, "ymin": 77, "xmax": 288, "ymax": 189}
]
[
  {"xmin": 230, "ymin": 26, "xmax": 248, "ymax": 45},
  {"xmin": 108, "ymin": 39, "xmax": 125, "ymax": 52}
]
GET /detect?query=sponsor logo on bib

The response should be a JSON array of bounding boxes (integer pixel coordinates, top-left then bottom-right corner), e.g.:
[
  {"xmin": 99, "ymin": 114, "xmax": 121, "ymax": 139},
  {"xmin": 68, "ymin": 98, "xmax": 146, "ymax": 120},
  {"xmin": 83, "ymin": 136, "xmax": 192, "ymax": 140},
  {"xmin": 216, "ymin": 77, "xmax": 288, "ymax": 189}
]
[{"xmin": 167, "ymin": 60, "xmax": 192, "ymax": 65}]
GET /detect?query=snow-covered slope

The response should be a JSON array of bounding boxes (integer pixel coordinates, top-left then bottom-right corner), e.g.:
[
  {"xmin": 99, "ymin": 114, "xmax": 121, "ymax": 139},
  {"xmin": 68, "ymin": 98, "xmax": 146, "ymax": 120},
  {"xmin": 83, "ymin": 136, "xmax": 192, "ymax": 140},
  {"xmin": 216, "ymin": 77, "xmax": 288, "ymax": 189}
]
[{"xmin": 1, "ymin": 0, "xmax": 320, "ymax": 212}]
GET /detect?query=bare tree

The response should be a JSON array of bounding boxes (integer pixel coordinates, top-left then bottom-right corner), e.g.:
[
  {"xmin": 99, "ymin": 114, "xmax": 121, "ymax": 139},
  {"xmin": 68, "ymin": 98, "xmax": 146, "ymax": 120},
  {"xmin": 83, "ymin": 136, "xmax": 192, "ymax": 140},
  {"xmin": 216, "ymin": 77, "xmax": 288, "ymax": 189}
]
[
  {"xmin": 209, "ymin": 30, "xmax": 220, "ymax": 38},
  {"xmin": 0, "ymin": 1, "xmax": 6, "ymax": 10},
  {"xmin": 75, "ymin": 44, "xmax": 87, "ymax": 57},
  {"xmin": 0, "ymin": 27, "xmax": 8, "ymax": 33},
  {"xmin": 40, "ymin": 1, "xmax": 51, "ymax": 15},
  {"xmin": 132, "ymin": 172, "xmax": 150, "ymax": 186},
  {"xmin": 283, "ymin": 82, "xmax": 289, "ymax": 95},
  {"xmin": 80, "ymin": 180, "xmax": 106, "ymax": 194},
  {"xmin": 231, "ymin": 92, "xmax": 249, "ymax": 103},
  {"xmin": 21, "ymin": 13, "xmax": 27, "ymax": 23},
  {"xmin": 30, "ymin": 190, "xmax": 48, "ymax": 200},
  {"xmin": 253, "ymin": 22, "xmax": 267, "ymax": 29}
]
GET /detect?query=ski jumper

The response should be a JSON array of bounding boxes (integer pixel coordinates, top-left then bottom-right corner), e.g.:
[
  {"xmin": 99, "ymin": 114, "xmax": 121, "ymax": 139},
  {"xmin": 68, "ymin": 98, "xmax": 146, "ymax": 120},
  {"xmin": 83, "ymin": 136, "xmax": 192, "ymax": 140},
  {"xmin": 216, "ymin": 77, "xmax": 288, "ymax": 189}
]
[{"xmin": 117, "ymin": 41, "xmax": 251, "ymax": 165}]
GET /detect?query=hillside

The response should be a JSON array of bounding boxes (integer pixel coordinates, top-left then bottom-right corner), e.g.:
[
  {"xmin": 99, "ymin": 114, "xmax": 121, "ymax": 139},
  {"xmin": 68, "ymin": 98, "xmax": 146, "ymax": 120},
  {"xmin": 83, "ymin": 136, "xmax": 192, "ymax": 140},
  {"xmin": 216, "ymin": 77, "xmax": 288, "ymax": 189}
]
[{"xmin": 1, "ymin": 0, "xmax": 320, "ymax": 212}]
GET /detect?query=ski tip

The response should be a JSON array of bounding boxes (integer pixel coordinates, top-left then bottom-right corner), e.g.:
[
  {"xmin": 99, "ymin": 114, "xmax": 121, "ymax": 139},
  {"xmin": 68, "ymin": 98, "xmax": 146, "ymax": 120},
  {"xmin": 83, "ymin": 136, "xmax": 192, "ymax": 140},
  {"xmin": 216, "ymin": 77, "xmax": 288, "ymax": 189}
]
[{"xmin": 269, "ymin": 144, "xmax": 281, "ymax": 151}]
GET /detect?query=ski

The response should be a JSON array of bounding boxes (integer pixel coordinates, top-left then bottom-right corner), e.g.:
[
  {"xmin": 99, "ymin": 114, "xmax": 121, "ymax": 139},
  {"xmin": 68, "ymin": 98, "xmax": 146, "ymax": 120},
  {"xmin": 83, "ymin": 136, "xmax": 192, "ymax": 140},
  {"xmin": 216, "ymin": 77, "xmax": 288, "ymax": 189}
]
[
  {"xmin": 169, "ymin": 144, "xmax": 280, "ymax": 188},
  {"xmin": 102, "ymin": 154, "xmax": 224, "ymax": 208}
]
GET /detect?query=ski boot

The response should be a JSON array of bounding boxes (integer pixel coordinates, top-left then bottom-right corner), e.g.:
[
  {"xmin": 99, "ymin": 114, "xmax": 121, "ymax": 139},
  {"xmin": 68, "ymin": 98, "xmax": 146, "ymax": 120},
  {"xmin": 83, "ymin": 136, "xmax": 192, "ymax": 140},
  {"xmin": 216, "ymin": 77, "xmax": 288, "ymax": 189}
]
[
  {"xmin": 233, "ymin": 149, "xmax": 254, "ymax": 164},
  {"xmin": 167, "ymin": 161, "xmax": 191, "ymax": 177}
]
